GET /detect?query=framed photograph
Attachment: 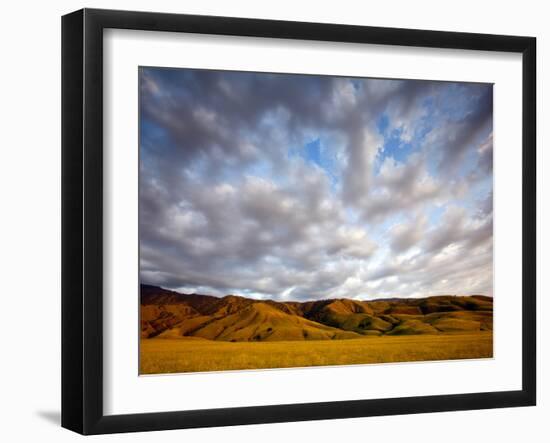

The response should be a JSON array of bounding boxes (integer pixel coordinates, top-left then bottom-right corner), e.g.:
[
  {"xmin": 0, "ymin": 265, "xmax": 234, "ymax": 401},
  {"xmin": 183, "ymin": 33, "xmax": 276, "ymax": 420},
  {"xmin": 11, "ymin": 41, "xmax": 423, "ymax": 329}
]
[{"xmin": 62, "ymin": 8, "xmax": 536, "ymax": 434}]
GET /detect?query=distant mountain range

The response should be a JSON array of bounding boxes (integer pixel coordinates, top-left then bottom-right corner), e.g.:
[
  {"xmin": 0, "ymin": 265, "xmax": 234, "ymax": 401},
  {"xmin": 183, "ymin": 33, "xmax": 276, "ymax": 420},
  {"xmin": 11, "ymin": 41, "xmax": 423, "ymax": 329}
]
[{"xmin": 141, "ymin": 284, "xmax": 493, "ymax": 341}]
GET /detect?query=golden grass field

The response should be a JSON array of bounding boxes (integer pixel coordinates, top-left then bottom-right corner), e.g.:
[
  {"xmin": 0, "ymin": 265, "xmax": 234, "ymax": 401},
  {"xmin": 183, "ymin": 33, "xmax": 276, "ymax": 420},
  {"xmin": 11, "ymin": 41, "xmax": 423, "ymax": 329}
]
[{"xmin": 140, "ymin": 332, "xmax": 493, "ymax": 374}]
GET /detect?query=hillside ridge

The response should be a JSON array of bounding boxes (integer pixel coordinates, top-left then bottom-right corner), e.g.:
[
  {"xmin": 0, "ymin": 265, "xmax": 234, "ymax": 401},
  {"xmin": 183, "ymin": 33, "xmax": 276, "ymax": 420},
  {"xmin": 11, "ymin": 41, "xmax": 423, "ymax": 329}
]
[{"xmin": 140, "ymin": 284, "xmax": 493, "ymax": 341}]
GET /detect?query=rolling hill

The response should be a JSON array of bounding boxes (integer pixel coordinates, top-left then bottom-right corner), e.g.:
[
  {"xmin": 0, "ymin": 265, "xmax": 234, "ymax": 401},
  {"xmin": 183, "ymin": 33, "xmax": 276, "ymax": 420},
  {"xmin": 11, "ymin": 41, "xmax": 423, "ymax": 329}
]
[{"xmin": 140, "ymin": 284, "xmax": 493, "ymax": 341}]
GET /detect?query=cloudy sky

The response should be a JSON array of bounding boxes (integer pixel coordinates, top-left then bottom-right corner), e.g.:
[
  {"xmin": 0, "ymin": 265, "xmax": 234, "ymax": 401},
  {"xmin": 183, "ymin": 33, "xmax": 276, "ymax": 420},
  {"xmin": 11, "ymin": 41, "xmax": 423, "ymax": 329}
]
[{"xmin": 139, "ymin": 67, "xmax": 493, "ymax": 301}]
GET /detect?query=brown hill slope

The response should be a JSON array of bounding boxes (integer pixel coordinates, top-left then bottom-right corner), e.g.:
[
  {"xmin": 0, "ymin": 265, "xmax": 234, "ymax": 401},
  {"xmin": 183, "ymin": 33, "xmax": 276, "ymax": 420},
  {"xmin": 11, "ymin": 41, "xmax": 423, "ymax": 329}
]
[
  {"xmin": 184, "ymin": 302, "xmax": 359, "ymax": 341},
  {"xmin": 140, "ymin": 285, "xmax": 493, "ymax": 340}
]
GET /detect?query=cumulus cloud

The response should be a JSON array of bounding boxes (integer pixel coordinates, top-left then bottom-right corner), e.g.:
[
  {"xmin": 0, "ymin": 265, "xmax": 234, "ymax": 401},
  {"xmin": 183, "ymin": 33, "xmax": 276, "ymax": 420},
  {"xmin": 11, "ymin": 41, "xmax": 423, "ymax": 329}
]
[
  {"xmin": 389, "ymin": 213, "xmax": 428, "ymax": 253},
  {"xmin": 139, "ymin": 67, "xmax": 493, "ymax": 300}
]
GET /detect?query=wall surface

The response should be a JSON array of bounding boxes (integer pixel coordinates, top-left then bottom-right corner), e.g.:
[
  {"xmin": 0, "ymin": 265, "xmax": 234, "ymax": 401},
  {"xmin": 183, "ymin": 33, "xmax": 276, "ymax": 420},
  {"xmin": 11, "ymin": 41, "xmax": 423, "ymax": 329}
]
[{"xmin": 0, "ymin": 1, "xmax": 545, "ymax": 441}]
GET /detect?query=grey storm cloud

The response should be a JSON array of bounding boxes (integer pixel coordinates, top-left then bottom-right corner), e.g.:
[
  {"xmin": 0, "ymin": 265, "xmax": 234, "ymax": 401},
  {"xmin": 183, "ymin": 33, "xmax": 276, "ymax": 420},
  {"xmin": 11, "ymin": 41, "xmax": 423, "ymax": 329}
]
[{"xmin": 139, "ymin": 67, "xmax": 493, "ymax": 300}]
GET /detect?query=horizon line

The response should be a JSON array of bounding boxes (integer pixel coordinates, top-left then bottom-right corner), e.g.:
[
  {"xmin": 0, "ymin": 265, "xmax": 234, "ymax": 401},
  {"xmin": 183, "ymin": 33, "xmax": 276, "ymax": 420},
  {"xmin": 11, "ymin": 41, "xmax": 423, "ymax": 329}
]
[{"xmin": 140, "ymin": 282, "xmax": 493, "ymax": 303}]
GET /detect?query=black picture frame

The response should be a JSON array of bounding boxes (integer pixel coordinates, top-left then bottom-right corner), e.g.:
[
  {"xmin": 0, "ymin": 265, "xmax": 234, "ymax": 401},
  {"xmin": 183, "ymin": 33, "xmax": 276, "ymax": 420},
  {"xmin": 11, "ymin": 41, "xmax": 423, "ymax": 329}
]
[{"xmin": 62, "ymin": 8, "xmax": 536, "ymax": 435}]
